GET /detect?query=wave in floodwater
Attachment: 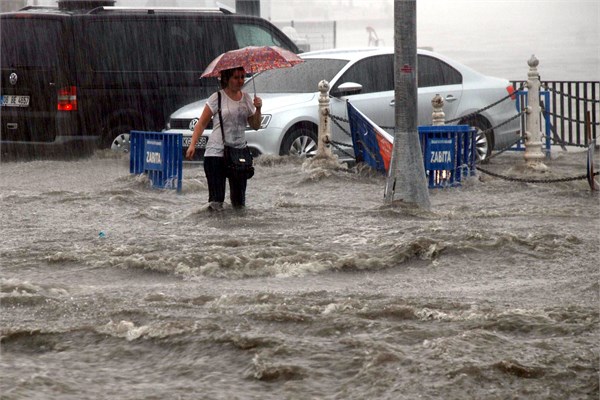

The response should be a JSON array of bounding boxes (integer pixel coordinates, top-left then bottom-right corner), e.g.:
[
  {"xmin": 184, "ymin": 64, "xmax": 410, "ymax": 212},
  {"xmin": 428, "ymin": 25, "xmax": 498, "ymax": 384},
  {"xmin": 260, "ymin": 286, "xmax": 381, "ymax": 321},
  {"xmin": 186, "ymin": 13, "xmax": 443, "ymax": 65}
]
[
  {"xmin": 1, "ymin": 221, "xmax": 585, "ymax": 282},
  {"xmin": 1, "ymin": 281, "xmax": 598, "ymax": 400}
]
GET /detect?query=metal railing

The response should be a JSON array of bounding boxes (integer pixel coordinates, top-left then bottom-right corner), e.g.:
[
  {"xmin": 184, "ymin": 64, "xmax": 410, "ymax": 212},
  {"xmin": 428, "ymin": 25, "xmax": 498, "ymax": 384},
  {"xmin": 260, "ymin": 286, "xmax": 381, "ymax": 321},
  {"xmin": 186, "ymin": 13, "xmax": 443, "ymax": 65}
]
[{"xmin": 511, "ymin": 80, "xmax": 599, "ymax": 146}]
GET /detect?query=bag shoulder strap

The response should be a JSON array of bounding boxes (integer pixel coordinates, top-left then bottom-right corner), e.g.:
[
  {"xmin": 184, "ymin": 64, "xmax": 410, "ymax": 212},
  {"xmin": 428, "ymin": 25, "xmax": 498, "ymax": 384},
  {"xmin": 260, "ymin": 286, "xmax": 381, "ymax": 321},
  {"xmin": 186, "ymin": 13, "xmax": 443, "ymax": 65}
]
[
  {"xmin": 217, "ymin": 91, "xmax": 226, "ymax": 145},
  {"xmin": 218, "ymin": 91, "xmax": 250, "ymax": 149}
]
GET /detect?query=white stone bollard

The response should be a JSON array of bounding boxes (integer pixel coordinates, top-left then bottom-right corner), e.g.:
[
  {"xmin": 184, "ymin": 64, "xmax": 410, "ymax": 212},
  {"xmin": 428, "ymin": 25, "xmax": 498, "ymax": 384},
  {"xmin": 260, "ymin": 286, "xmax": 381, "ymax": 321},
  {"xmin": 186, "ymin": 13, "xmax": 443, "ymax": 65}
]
[
  {"xmin": 431, "ymin": 94, "xmax": 445, "ymax": 126},
  {"xmin": 524, "ymin": 55, "xmax": 547, "ymax": 169},
  {"xmin": 316, "ymin": 79, "xmax": 333, "ymax": 159},
  {"xmin": 303, "ymin": 79, "xmax": 344, "ymax": 172}
]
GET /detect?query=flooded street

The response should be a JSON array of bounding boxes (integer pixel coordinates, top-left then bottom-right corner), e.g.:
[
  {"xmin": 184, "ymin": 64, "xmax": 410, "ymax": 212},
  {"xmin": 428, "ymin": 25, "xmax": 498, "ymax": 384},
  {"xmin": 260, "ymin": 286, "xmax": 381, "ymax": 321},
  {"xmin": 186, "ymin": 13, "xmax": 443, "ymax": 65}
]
[{"xmin": 1, "ymin": 149, "xmax": 598, "ymax": 400}]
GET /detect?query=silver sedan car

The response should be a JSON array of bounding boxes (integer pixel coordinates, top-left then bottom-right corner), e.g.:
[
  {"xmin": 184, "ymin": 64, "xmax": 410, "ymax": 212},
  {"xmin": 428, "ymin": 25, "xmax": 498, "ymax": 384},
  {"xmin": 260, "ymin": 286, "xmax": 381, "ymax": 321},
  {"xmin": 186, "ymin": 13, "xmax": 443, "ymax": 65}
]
[{"xmin": 165, "ymin": 48, "xmax": 520, "ymax": 161}]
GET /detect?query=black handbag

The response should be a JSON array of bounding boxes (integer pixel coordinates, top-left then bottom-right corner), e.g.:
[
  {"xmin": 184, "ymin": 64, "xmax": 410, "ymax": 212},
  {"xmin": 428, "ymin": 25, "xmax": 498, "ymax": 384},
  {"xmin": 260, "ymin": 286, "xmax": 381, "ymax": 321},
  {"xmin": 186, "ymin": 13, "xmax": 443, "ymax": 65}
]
[
  {"xmin": 223, "ymin": 145, "xmax": 254, "ymax": 179},
  {"xmin": 218, "ymin": 92, "xmax": 254, "ymax": 180}
]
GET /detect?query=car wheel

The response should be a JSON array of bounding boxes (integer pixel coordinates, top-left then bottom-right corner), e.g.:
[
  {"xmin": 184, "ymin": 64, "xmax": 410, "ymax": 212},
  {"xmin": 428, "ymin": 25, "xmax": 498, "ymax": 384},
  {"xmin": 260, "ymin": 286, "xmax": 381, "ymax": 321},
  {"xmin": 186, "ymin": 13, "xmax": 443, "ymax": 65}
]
[
  {"xmin": 280, "ymin": 127, "xmax": 318, "ymax": 157},
  {"xmin": 110, "ymin": 131, "xmax": 131, "ymax": 153},
  {"xmin": 465, "ymin": 117, "xmax": 493, "ymax": 162},
  {"xmin": 105, "ymin": 124, "xmax": 133, "ymax": 152}
]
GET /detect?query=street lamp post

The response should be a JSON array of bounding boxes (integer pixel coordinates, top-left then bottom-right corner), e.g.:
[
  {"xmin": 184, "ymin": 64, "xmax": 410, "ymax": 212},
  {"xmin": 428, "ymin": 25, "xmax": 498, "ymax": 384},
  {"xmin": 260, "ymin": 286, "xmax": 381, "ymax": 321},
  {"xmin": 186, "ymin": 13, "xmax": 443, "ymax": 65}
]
[{"xmin": 384, "ymin": 0, "xmax": 430, "ymax": 210}]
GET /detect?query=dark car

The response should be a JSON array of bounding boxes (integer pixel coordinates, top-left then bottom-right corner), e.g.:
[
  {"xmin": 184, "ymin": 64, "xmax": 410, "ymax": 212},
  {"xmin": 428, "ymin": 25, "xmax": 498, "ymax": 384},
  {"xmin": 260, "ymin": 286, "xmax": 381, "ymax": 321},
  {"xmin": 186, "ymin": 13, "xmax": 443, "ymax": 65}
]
[{"xmin": 0, "ymin": 0, "xmax": 298, "ymax": 157}]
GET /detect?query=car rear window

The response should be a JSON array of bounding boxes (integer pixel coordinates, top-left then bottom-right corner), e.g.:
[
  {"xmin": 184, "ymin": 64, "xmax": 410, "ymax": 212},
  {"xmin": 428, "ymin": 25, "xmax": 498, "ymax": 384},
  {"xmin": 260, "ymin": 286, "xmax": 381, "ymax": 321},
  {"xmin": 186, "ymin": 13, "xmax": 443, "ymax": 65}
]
[
  {"xmin": 0, "ymin": 18, "xmax": 63, "ymax": 68},
  {"xmin": 248, "ymin": 59, "xmax": 348, "ymax": 93}
]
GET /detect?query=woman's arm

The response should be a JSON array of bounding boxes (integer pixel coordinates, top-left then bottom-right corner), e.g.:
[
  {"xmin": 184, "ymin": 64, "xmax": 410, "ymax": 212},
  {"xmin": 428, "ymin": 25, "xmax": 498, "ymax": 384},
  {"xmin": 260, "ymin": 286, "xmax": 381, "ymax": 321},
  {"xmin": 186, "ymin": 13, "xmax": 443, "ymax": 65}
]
[
  {"xmin": 185, "ymin": 104, "xmax": 213, "ymax": 160},
  {"xmin": 247, "ymin": 96, "xmax": 263, "ymax": 131}
]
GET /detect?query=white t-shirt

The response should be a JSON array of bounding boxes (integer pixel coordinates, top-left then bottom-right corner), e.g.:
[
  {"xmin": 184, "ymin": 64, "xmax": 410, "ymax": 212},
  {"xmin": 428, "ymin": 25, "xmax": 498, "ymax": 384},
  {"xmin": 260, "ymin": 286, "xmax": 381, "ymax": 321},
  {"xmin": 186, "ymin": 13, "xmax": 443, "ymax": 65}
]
[{"xmin": 204, "ymin": 90, "xmax": 256, "ymax": 157}]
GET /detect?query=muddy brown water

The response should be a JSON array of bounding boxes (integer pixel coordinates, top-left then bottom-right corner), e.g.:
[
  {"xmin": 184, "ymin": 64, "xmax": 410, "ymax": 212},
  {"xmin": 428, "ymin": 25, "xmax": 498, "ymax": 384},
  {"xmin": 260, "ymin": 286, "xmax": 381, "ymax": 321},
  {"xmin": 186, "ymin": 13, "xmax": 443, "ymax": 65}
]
[{"xmin": 1, "ymin": 148, "xmax": 598, "ymax": 399}]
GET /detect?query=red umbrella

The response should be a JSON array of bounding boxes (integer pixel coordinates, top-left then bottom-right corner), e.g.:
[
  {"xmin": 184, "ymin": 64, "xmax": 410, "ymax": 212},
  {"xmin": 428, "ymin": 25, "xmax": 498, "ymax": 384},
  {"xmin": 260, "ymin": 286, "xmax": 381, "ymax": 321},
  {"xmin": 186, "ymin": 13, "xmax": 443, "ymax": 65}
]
[
  {"xmin": 201, "ymin": 45, "xmax": 303, "ymax": 78},
  {"xmin": 201, "ymin": 45, "xmax": 304, "ymax": 94}
]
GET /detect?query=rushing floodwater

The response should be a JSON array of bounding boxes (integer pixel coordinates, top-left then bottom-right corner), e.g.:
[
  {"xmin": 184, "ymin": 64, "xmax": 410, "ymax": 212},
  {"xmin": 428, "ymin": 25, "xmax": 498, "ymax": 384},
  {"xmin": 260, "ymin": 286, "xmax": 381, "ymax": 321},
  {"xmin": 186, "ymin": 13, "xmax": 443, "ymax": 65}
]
[{"xmin": 1, "ymin": 148, "xmax": 598, "ymax": 399}]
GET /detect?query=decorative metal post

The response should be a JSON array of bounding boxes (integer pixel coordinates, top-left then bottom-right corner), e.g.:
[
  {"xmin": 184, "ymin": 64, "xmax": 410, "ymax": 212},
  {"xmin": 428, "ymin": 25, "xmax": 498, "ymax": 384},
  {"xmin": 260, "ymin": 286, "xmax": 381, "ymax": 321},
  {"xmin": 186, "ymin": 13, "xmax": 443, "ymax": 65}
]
[
  {"xmin": 524, "ymin": 55, "xmax": 547, "ymax": 169},
  {"xmin": 431, "ymin": 94, "xmax": 445, "ymax": 126},
  {"xmin": 316, "ymin": 79, "xmax": 333, "ymax": 159}
]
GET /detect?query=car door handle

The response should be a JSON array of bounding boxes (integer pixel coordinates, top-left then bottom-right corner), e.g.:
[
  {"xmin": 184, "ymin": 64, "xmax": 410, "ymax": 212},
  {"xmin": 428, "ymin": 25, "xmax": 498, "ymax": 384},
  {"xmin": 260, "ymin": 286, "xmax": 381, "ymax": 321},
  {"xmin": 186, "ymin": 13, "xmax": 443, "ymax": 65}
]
[
  {"xmin": 389, "ymin": 100, "xmax": 395, "ymax": 106},
  {"xmin": 445, "ymin": 95, "xmax": 458, "ymax": 102}
]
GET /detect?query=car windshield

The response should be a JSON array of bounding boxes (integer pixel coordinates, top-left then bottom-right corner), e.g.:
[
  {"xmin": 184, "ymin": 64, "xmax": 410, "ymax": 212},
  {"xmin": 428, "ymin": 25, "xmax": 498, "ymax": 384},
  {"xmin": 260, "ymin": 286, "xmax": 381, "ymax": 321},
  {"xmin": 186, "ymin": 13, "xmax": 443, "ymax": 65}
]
[{"xmin": 246, "ymin": 58, "xmax": 348, "ymax": 93}]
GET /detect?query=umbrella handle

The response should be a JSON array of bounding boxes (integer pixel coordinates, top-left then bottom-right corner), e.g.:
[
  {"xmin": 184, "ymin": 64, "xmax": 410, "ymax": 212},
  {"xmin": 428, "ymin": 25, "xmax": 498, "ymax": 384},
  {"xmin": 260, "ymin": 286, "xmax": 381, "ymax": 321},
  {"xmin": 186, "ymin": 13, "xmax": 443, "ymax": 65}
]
[{"xmin": 250, "ymin": 65, "xmax": 256, "ymax": 97}]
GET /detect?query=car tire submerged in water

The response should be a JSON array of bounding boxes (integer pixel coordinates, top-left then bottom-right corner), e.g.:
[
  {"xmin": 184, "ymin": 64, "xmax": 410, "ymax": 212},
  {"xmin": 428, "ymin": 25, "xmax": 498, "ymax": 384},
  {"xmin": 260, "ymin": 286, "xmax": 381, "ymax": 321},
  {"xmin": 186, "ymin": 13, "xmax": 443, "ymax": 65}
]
[
  {"xmin": 280, "ymin": 127, "xmax": 318, "ymax": 157},
  {"xmin": 465, "ymin": 117, "xmax": 494, "ymax": 162},
  {"xmin": 104, "ymin": 123, "xmax": 134, "ymax": 153},
  {"xmin": 110, "ymin": 132, "xmax": 131, "ymax": 153}
]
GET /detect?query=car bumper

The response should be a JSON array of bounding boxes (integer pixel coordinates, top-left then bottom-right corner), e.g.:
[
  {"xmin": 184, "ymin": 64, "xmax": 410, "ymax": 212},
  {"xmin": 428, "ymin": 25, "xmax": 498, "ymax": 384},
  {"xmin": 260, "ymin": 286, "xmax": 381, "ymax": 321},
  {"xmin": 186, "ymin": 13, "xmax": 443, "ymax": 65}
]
[{"xmin": 164, "ymin": 127, "xmax": 276, "ymax": 162}]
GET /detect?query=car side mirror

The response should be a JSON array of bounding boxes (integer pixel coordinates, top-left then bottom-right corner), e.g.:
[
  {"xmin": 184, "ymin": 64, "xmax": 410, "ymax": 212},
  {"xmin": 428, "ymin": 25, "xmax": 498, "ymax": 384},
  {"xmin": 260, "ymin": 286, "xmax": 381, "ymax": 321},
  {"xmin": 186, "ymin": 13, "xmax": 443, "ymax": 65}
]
[{"xmin": 330, "ymin": 82, "xmax": 363, "ymax": 97}]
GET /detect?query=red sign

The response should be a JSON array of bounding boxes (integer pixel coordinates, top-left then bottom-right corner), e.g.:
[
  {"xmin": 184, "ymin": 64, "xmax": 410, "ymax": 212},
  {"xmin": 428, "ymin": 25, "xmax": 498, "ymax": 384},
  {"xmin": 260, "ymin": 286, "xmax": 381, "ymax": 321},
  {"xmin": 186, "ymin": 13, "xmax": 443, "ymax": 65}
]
[{"xmin": 400, "ymin": 64, "xmax": 413, "ymax": 73}]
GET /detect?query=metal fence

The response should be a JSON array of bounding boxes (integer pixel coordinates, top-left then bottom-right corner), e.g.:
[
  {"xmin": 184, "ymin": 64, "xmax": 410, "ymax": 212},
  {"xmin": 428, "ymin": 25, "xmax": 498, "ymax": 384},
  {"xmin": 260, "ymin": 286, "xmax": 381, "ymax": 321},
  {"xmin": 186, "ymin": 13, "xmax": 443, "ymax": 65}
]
[{"xmin": 511, "ymin": 80, "xmax": 599, "ymax": 146}]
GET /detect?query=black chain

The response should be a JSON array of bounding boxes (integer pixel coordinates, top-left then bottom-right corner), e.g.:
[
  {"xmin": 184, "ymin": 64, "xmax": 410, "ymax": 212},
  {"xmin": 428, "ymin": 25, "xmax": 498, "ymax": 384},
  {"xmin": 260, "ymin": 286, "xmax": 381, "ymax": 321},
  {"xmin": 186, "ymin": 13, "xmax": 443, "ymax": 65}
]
[
  {"xmin": 445, "ymin": 84, "xmax": 525, "ymax": 124},
  {"xmin": 545, "ymin": 137, "xmax": 589, "ymax": 148},
  {"xmin": 329, "ymin": 114, "xmax": 348, "ymax": 124},
  {"xmin": 477, "ymin": 166, "xmax": 599, "ymax": 183},
  {"xmin": 542, "ymin": 84, "xmax": 600, "ymax": 104},
  {"xmin": 539, "ymin": 106, "xmax": 592, "ymax": 148},
  {"xmin": 327, "ymin": 139, "xmax": 356, "ymax": 159},
  {"xmin": 543, "ymin": 109, "xmax": 600, "ymax": 126},
  {"xmin": 330, "ymin": 113, "xmax": 352, "ymax": 137},
  {"xmin": 329, "ymin": 113, "xmax": 384, "ymax": 160},
  {"xmin": 539, "ymin": 103, "xmax": 568, "ymax": 150},
  {"xmin": 326, "ymin": 114, "xmax": 357, "ymax": 159},
  {"xmin": 327, "ymin": 139, "xmax": 352, "ymax": 148},
  {"xmin": 480, "ymin": 110, "xmax": 526, "ymax": 137},
  {"xmin": 539, "ymin": 130, "xmax": 590, "ymax": 148},
  {"xmin": 485, "ymin": 133, "xmax": 525, "ymax": 162}
]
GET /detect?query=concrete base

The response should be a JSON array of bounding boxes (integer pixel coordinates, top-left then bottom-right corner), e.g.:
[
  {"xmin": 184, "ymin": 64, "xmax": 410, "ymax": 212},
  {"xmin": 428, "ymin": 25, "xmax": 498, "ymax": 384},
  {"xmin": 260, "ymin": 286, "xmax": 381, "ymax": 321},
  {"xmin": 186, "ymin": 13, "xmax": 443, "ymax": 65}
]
[
  {"xmin": 526, "ymin": 161, "xmax": 549, "ymax": 172},
  {"xmin": 302, "ymin": 154, "xmax": 347, "ymax": 172}
]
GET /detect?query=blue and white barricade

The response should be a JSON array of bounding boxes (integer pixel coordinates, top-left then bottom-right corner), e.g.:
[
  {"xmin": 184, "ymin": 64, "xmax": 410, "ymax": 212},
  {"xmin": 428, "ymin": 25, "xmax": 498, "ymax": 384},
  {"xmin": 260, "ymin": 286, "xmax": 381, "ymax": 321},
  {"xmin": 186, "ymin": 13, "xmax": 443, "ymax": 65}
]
[
  {"xmin": 130, "ymin": 131, "xmax": 183, "ymax": 192},
  {"xmin": 419, "ymin": 125, "xmax": 477, "ymax": 188},
  {"xmin": 347, "ymin": 102, "xmax": 394, "ymax": 173}
]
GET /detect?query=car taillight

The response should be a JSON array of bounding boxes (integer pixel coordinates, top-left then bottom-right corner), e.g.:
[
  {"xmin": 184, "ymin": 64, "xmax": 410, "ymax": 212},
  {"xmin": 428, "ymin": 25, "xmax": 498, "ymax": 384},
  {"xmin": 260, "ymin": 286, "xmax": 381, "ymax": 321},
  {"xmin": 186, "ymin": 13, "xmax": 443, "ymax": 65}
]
[
  {"xmin": 57, "ymin": 86, "xmax": 77, "ymax": 111},
  {"xmin": 506, "ymin": 85, "xmax": 517, "ymax": 101}
]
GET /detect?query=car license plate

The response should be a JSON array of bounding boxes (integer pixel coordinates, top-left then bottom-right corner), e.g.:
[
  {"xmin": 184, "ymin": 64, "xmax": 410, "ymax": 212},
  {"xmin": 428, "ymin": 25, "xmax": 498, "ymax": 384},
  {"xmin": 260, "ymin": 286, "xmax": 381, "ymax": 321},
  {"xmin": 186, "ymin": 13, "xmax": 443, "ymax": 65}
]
[
  {"xmin": 183, "ymin": 136, "xmax": 207, "ymax": 149},
  {"xmin": 1, "ymin": 95, "xmax": 30, "ymax": 107}
]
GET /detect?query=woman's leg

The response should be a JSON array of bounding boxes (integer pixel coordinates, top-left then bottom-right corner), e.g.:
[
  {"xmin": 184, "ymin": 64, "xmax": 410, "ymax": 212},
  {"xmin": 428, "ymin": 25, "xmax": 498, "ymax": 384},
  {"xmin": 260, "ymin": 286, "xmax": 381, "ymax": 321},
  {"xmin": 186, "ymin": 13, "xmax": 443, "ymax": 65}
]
[
  {"xmin": 203, "ymin": 156, "xmax": 227, "ymax": 205},
  {"xmin": 228, "ymin": 174, "xmax": 247, "ymax": 208}
]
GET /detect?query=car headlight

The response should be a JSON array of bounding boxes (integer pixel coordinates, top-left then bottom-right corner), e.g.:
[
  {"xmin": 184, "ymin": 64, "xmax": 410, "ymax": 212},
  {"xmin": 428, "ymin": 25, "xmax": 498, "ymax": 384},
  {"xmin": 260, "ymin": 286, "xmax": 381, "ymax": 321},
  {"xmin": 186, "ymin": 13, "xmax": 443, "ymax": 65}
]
[{"xmin": 246, "ymin": 114, "xmax": 271, "ymax": 130}]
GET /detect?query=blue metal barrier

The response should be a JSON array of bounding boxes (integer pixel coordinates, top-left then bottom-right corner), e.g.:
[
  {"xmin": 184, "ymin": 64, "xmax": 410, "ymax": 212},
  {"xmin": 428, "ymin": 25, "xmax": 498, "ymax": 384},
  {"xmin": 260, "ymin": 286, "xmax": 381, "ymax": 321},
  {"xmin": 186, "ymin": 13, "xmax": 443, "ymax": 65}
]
[
  {"xmin": 130, "ymin": 131, "xmax": 183, "ymax": 192},
  {"xmin": 418, "ymin": 125, "xmax": 477, "ymax": 188}
]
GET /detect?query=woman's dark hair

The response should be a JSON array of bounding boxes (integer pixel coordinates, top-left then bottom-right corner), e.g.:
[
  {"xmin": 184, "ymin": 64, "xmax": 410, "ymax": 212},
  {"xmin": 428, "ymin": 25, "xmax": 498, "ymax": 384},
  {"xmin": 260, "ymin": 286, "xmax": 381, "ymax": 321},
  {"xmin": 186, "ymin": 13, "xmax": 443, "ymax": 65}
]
[{"xmin": 219, "ymin": 67, "xmax": 245, "ymax": 89}]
